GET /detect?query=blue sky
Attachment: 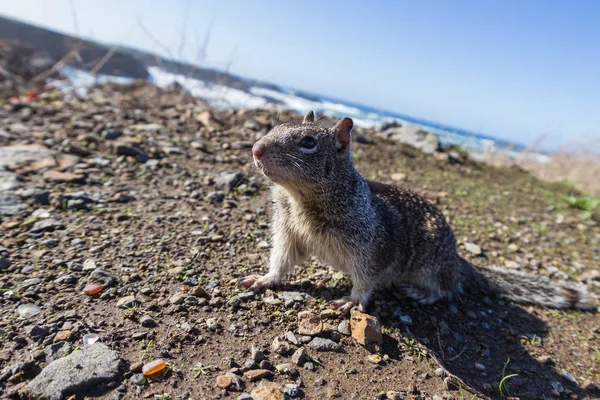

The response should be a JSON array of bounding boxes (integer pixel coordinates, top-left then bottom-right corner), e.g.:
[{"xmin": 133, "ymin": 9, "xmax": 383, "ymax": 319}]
[{"xmin": 2, "ymin": 0, "xmax": 599, "ymax": 149}]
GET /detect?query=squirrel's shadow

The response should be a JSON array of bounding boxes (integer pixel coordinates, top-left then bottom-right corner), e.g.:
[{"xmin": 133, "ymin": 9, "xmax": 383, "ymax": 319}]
[{"xmin": 284, "ymin": 279, "xmax": 592, "ymax": 400}]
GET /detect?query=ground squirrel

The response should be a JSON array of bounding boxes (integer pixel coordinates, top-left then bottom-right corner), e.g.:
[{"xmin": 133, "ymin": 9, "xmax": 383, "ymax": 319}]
[{"xmin": 238, "ymin": 111, "xmax": 593, "ymax": 313}]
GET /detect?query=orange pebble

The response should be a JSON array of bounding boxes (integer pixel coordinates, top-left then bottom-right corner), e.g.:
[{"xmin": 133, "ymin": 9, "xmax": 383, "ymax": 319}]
[
  {"xmin": 142, "ymin": 359, "xmax": 166, "ymax": 376},
  {"xmin": 83, "ymin": 284, "xmax": 102, "ymax": 295}
]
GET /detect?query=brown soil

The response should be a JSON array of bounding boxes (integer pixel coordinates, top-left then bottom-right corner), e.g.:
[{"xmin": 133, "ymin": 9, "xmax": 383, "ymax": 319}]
[{"xmin": 0, "ymin": 84, "xmax": 599, "ymax": 400}]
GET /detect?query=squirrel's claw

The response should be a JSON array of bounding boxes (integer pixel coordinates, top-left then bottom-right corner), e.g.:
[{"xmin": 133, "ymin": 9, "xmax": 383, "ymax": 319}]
[
  {"xmin": 237, "ymin": 274, "xmax": 275, "ymax": 293},
  {"xmin": 326, "ymin": 297, "xmax": 357, "ymax": 315},
  {"xmin": 237, "ymin": 275, "xmax": 262, "ymax": 290}
]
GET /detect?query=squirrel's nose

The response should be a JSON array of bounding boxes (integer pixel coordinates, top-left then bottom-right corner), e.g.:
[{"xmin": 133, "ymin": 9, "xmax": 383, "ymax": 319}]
[{"xmin": 252, "ymin": 142, "xmax": 264, "ymax": 159}]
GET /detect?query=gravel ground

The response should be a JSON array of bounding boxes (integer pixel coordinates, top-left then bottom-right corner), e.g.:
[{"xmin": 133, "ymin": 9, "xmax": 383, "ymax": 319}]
[{"xmin": 0, "ymin": 84, "xmax": 599, "ymax": 400}]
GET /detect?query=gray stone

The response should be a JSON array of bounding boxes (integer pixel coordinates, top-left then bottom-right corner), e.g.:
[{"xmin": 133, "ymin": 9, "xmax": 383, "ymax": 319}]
[
  {"xmin": 271, "ymin": 336, "xmax": 294, "ymax": 356},
  {"xmin": 225, "ymin": 371, "xmax": 245, "ymax": 391},
  {"xmin": 30, "ymin": 219, "xmax": 64, "ymax": 233},
  {"xmin": 89, "ymin": 268, "xmax": 116, "ymax": 287},
  {"xmin": 0, "ymin": 257, "xmax": 10, "ymax": 270},
  {"xmin": 283, "ymin": 383, "xmax": 301, "ymax": 397},
  {"xmin": 54, "ymin": 274, "xmax": 79, "ymax": 285},
  {"xmin": 226, "ymin": 292, "xmax": 255, "ymax": 307},
  {"xmin": 307, "ymin": 337, "xmax": 343, "ymax": 352},
  {"xmin": 0, "ymin": 171, "xmax": 21, "ymax": 191},
  {"xmin": 45, "ymin": 342, "xmax": 72, "ymax": 361},
  {"xmin": 337, "ymin": 320, "xmax": 351, "ymax": 336},
  {"xmin": 17, "ymin": 303, "xmax": 41, "ymax": 318},
  {"xmin": 115, "ymin": 144, "xmax": 149, "ymax": 162},
  {"xmin": 26, "ymin": 325, "xmax": 50, "ymax": 340},
  {"xmin": 0, "ymin": 144, "xmax": 56, "ymax": 169},
  {"xmin": 0, "ymin": 192, "xmax": 26, "ymax": 216},
  {"xmin": 250, "ymin": 346, "xmax": 266, "ymax": 362},
  {"xmin": 384, "ymin": 125, "xmax": 440, "ymax": 154},
  {"xmin": 140, "ymin": 315, "xmax": 157, "ymax": 328},
  {"xmin": 464, "ymin": 242, "xmax": 482, "ymax": 256},
  {"xmin": 24, "ymin": 343, "xmax": 121, "ymax": 400},
  {"xmin": 214, "ymin": 172, "xmax": 244, "ymax": 192},
  {"xmin": 0, "ymin": 361, "xmax": 35, "ymax": 382},
  {"xmin": 291, "ymin": 347, "xmax": 307, "ymax": 366},
  {"xmin": 20, "ymin": 188, "xmax": 50, "ymax": 205},
  {"xmin": 206, "ymin": 317, "xmax": 219, "ymax": 331},
  {"xmin": 169, "ymin": 292, "xmax": 188, "ymax": 304}
]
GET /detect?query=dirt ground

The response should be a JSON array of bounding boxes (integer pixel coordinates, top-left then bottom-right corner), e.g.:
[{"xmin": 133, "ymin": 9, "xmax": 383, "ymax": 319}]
[{"xmin": 0, "ymin": 85, "xmax": 599, "ymax": 400}]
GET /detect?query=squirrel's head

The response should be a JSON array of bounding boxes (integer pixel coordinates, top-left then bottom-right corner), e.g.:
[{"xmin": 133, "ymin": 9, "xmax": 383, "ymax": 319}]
[{"xmin": 252, "ymin": 111, "xmax": 355, "ymax": 191}]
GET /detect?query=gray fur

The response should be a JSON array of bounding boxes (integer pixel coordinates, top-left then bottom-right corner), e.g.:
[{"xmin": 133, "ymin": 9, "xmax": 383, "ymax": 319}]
[{"xmin": 239, "ymin": 111, "xmax": 594, "ymax": 313}]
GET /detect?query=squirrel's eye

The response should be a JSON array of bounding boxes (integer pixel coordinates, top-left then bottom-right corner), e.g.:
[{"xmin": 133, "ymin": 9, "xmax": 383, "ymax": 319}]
[{"xmin": 299, "ymin": 136, "xmax": 317, "ymax": 149}]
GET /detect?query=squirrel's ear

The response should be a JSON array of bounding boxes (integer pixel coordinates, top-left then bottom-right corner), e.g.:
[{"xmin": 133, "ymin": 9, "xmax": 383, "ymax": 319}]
[
  {"xmin": 332, "ymin": 117, "xmax": 353, "ymax": 150},
  {"xmin": 303, "ymin": 110, "xmax": 315, "ymax": 124}
]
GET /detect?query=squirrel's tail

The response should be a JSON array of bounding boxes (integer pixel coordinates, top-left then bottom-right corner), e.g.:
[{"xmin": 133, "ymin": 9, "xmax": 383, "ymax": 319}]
[{"xmin": 460, "ymin": 258, "xmax": 595, "ymax": 310}]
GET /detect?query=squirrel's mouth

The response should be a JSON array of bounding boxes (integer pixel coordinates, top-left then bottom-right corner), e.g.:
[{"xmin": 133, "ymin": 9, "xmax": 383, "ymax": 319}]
[{"xmin": 254, "ymin": 157, "xmax": 281, "ymax": 182}]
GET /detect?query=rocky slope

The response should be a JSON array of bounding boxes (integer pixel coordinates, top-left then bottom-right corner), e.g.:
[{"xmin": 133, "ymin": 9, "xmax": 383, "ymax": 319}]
[{"xmin": 0, "ymin": 82, "xmax": 599, "ymax": 400}]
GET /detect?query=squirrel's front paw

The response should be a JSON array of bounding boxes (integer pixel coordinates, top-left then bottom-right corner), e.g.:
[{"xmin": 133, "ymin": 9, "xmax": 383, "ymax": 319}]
[{"xmin": 237, "ymin": 274, "xmax": 276, "ymax": 293}]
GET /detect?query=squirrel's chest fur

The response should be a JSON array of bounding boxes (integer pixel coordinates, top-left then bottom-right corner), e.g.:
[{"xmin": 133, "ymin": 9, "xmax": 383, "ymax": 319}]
[{"xmin": 272, "ymin": 186, "xmax": 378, "ymax": 272}]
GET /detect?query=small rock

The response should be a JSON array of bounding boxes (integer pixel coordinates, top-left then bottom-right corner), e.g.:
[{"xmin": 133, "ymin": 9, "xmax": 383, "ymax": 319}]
[
  {"xmin": 243, "ymin": 369, "xmax": 273, "ymax": 382},
  {"xmin": 54, "ymin": 274, "xmax": 78, "ymax": 285},
  {"xmin": 367, "ymin": 354, "xmax": 383, "ymax": 365},
  {"xmin": 275, "ymin": 363, "xmax": 298, "ymax": 377},
  {"xmin": 169, "ymin": 292, "xmax": 188, "ymax": 304},
  {"xmin": 561, "ymin": 369, "xmax": 577, "ymax": 384},
  {"xmin": 225, "ymin": 372, "xmax": 245, "ymax": 391},
  {"xmin": 117, "ymin": 295, "xmax": 137, "ymax": 309},
  {"xmin": 17, "ymin": 304, "xmax": 41, "ymax": 319},
  {"xmin": 474, "ymin": 363, "xmax": 485, "ymax": 371},
  {"xmin": 386, "ymin": 391, "xmax": 401, "ymax": 400},
  {"xmin": 251, "ymin": 382, "xmax": 284, "ymax": 400},
  {"xmin": 216, "ymin": 375, "xmax": 233, "ymax": 389},
  {"xmin": 53, "ymin": 330, "xmax": 72, "ymax": 342},
  {"xmin": 140, "ymin": 315, "xmax": 157, "ymax": 328},
  {"xmin": 390, "ymin": 173, "xmax": 406, "ymax": 182},
  {"xmin": 115, "ymin": 144, "xmax": 149, "ymax": 162},
  {"xmin": 30, "ymin": 219, "xmax": 64, "ymax": 233},
  {"xmin": 206, "ymin": 318, "xmax": 219, "ymax": 331},
  {"xmin": 307, "ymin": 337, "xmax": 343, "ymax": 352},
  {"xmin": 25, "ymin": 325, "xmax": 50, "ymax": 340},
  {"xmin": 291, "ymin": 347, "xmax": 307, "ymax": 366},
  {"xmin": 283, "ymin": 383, "xmax": 301, "ymax": 397},
  {"xmin": 297, "ymin": 311, "xmax": 323, "ymax": 336},
  {"xmin": 0, "ymin": 257, "xmax": 11, "ymax": 270},
  {"xmin": 214, "ymin": 172, "xmax": 244, "ymax": 192},
  {"xmin": 350, "ymin": 309, "xmax": 382, "ymax": 351},
  {"xmin": 435, "ymin": 368, "xmax": 446, "ymax": 377},
  {"xmin": 463, "ymin": 242, "xmax": 482, "ymax": 256},
  {"xmin": 43, "ymin": 170, "xmax": 85, "ymax": 183},
  {"xmin": 23, "ymin": 343, "xmax": 121, "ymax": 400},
  {"xmin": 89, "ymin": 268, "xmax": 117, "ymax": 287},
  {"xmin": 337, "ymin": 320, "xmax": 351, "ymax": 335},
  {"xmin": 250, "ymin": 346, "xmax": 266, "ymax": 362},
  {"xmin": 284, "ymin": 331, "xmax": 299, "ymax": 345},
  {"xmin": 129, "ymin": 373, "xmax": 146, "ymax": 386},
  {"xmin": 550, "ymin": 381, "xmax": 564, "ymax": 394},
  {"xmin": 271, "ymin": 337, "xmax": 294, "ymax": 356}
]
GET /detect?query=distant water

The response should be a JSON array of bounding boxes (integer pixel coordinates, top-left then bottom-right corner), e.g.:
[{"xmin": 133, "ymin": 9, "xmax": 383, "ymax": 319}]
[{"xmin": 56, "ymin": 66, "xmax": 539, "ymax": 160}]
